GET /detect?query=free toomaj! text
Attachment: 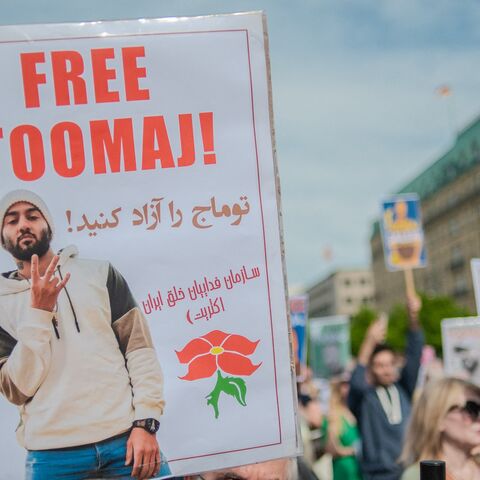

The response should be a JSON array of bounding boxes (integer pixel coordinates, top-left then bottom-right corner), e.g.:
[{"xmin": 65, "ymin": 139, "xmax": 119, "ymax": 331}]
[
  {"xmin": 5, "ymin": 112, "xmax": 217, "ymax": 180},
  {"xmin": 2, "ymin": 47, "xmax": 217, "ymax": 180}
]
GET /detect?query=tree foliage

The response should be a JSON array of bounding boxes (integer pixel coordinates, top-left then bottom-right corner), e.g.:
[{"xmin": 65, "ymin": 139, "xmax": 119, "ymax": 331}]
[
  {"xmin": 349, "ymin": 294, "xmax": 472, "ymax": 357},
  {"xmin": 418, "ymin": 294, "xmax": 471, "ymax": 355}
]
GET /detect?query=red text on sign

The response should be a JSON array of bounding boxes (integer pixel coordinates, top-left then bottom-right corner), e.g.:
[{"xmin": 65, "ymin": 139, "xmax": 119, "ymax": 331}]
[
  {"xmin": 20, "ymin": 46, "xmax": 150, "ymax": 108},
  {"xmin": 8, "ymin": 112, "xmax": 217, "ymax": 181}
]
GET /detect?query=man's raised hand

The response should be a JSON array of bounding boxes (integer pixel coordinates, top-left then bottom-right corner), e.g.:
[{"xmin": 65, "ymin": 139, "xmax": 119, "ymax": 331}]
[
  {"xmin": 30, "ymin": 254, "xmax": 70, "ymax": 312},
  {"xmin": 366, "ymin": 315, "xmax": 388, "ymax": 345},
  {"xmin": 406, "ymin": 293, "xmax": 422, "ymax": 329},
  {"xmin": 406, "ymin": 293, "xmax": 422, "ymax": 317}
]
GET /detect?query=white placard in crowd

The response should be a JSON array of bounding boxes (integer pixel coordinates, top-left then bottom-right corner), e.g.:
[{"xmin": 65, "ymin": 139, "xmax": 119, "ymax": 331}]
[
  {"xmin": 0, "ymin": 12, "xmax": 299, "ymax": 477},
  {"xmin": 471, "ymin": 259, "xmax": 480, "ymax": 314},
  {"xmin": 308, "ymin": 315, "xmax": 351, "ymax": 379},
  {"xmin": 442, "ymin": 317, "xmax": 480, "ymax": 386}
]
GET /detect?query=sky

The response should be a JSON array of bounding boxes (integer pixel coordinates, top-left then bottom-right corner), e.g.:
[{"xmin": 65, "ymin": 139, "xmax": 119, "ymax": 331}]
[
  {"xmin": 2, "ymin": 1, "xmax": 480, "ymax": 293},
  {"xmin": 0, "ymin": 1, "xmax": 479, "ymax": 476}
]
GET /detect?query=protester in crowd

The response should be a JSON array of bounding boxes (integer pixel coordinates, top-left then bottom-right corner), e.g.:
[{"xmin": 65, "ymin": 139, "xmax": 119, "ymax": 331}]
[
  {"xmin": 298, "ymin": 366, "xmax": 323, "ymax": 430},
  {"xmin": 348, "ymin": 294, "xmax": 424, "ymax": 480},
  {"xmin": 298, "ymin": 383, "xmax": 324, "ymax": 467},
  {"xmin": 323, "ymin": 373, "xmax": 362, "ymax": 480},
  {"xmin": 292, "ymin": 356, "xmax": 324, "ymax": 470},
  {"xmin": 400, "ymin": 377, "xmax": 480, "ymax": 480}
]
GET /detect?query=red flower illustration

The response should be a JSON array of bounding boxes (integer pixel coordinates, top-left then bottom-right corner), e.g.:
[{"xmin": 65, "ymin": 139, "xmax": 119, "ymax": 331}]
[{"xmin": 176, "ymin": 330, "xmax": 261, "ymax": 381}]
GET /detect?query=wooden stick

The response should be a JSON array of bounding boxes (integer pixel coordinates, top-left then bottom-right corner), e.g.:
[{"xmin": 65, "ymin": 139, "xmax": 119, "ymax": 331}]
[{"xmin": 404, "ymin": 268, "xmax": 416, "ymax": 298}]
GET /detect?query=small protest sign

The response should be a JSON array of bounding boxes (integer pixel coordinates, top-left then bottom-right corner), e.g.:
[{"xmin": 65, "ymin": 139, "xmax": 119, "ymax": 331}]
[
  {"xmin": 442, "ymin": 317, "xmax": 480, "ymax": 386},
  {"xmin": 380, "ymin": 194, "xmax": 426, "ymax": 271},
  {"xmin": 471, "ymin": 259, "xmax": 480, "ymax": 314},
  {"xmin": 290, "ymin": 295, "xmax": 308, "ymax": 368},
  {"xmin": 308, "ymin": 316, "xmax": 350, "ymax": 379}
]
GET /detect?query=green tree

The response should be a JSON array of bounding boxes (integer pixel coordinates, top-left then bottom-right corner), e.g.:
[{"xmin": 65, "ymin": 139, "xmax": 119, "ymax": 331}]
[
  {"xmin": 350, "ymin": 294, "xmax": 471, "ymax": 357},
  {"xmin": 386, "ymin": 294, "xmax": 471, "ymax": 354},
  {"xmin": 419, "ymin": 294, "xmax": 470, "ymax": 355}
]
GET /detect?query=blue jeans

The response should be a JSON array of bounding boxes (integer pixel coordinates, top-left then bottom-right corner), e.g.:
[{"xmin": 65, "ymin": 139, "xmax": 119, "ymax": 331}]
[{"xmin": 25, "ymin": 431, "xmax": 171, "ymax": 479}]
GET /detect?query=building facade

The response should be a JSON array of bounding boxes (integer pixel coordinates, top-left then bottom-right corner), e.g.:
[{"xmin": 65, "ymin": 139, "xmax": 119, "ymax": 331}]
[
  {"xmin": 307, "ymin": 269, "xmax": 375, "ymax": 317},
  {"xmin": 371, "ymin": 116, "xmax": 480, "ymax": 314}
]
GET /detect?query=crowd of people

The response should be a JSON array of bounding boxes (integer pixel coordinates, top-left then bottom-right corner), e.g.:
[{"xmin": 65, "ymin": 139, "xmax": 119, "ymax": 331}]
[
  {"xmin": 2, "ymin": 190, "xmax": 480, "ymax": 480},
  {"xmin": 186, "ymin": 292, "xmax": 480, "ymax": 480},
  {"xmin": 296, "ymin": 294, "xmax": 480, "ymax": 480}
]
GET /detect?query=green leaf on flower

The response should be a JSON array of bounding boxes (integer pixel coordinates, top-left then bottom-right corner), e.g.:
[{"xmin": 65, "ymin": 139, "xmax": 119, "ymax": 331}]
[
  {"xmin": 221, "ymin": 376, "xmax": 247, "ymax": 406},
  {"xmin": 205, "ymin": 371, "xmax": 249, "ymax": 418},
  {"xmin": 206, "ymin": 390, "xmax": 220, "ymax": 419}
]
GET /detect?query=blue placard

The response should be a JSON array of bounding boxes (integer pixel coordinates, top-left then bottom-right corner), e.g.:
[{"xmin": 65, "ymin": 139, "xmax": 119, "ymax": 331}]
[
  {"xmin": 380, "ymin": 194, "xmax": 426, "ymax": 271},
  {"xmin": 290, "ymin": 295, "xmax": 308, "ymax": 366}
]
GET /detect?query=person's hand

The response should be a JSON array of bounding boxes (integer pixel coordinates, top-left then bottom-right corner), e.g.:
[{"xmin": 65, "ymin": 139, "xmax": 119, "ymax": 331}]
[
  {"xmin": 366, "ymin": 315, "xmax": 387, "ymax": 345},
  {"xmin": 358, "ymin": 313, "xmax": 388, "ymax": 366},
  {"xmin": 125, "ymin": 428, "xmax": 161, "ymax": 479},
  {"xmin": 407, "ymin": 293, "xmax": 422, "ymax": 318},
  {"xmin": 30, "ymin": 255, "xmax": 70, "ymax": 312}
]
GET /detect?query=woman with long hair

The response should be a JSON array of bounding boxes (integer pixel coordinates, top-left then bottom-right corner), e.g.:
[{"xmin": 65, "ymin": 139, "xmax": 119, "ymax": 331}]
[
  {"xmin": 323, "ymin": 374, "xmax": 362, "ymax": 480},
  {"xmin": 400, "ymin": 377, "xmax": 480, "ymax": 480}
]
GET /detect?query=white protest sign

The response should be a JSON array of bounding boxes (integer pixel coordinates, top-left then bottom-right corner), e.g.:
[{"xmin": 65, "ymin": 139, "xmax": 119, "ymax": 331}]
[
  {"xmin": 442, "ymin": 317, "xmax": 480, "ymax": 386},
  {"xmin": 0, "ymin": 12, "xmax": 299, "ymax": 477},
  {"xmin": 308, "ymin": 315, "xmax": 351, "ymax": 379},
  {"xmin": 471, "ymin": 259, "xmax": 480, "ymax": 314}
]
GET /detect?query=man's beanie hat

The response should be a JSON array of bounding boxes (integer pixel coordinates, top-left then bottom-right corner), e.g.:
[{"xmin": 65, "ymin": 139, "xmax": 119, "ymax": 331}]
[{"xmin": 0, "ymin": 190, "xmax": 55, "ymax": 245}]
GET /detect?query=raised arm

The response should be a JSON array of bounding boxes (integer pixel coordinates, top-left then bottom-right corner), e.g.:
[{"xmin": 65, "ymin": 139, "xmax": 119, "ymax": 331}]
[
  {"xmin": 399, "ymin": 294, "xmax": 424, "ymax": 398},
  {"xmin": 357, "ymin": 316, "xmax": 387, "ymax": 367},
  {"xmin": 348, "ymin": 317, "xmax": 386, "ymax": 415},
  {"xmin": 0, "ymin": 255, "xmax": 69, "ymax": 405}
]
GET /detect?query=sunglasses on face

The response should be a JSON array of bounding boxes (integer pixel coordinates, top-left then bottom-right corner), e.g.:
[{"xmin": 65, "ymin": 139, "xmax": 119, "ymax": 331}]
[{"xmin": 449, "ymin": 400, "xmax": 480, "ymax": 421}]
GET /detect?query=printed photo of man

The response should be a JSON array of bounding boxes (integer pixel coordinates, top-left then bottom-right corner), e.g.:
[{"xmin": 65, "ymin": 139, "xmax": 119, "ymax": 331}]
[{"xmin": 0, "ymin": 189, "xmax": 170, "ymax": 480}]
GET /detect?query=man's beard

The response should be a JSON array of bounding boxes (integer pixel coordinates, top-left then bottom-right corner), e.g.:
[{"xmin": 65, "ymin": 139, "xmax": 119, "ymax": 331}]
[{"xmin": 4, "ymin": 229, "xmax": 51, "ymax": 261}]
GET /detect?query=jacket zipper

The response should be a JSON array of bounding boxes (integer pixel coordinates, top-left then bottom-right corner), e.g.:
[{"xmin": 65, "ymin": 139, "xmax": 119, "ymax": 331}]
[{"xmin": 52, "ymin": 316, "xmax": 60, "ymax": 339}]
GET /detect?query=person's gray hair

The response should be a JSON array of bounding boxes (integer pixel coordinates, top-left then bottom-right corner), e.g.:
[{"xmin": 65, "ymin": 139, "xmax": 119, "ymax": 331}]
[
  {"xmin": 192, "ymin": 457, "xmax": 299, "ymax": 480},
  {"xmin": 287, "ymin": 458, "xmax": 299, "ymax": 480}
]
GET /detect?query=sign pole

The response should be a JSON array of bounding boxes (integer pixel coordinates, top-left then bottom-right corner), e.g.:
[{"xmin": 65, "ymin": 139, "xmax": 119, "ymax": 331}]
[{"xmin": 404, "ymin": 268, "xmax": 416, "ymax": 298}]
